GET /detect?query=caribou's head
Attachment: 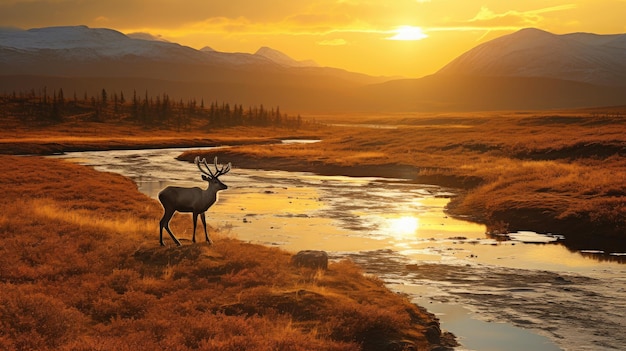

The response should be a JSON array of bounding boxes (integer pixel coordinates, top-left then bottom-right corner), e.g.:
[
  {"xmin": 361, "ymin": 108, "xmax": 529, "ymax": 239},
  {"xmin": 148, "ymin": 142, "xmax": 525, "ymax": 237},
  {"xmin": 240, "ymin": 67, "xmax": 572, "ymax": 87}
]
[{"xmin": 195, "ymin": 156, "xmax": 231, "ymax": 191}]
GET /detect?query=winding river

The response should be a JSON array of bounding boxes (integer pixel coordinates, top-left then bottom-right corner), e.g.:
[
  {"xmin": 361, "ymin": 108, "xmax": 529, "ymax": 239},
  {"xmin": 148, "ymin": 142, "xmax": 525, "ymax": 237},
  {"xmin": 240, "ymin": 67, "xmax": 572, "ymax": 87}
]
[{"xmin": 53, "ymin": 144, "xmax": 626, "ymax": 351}]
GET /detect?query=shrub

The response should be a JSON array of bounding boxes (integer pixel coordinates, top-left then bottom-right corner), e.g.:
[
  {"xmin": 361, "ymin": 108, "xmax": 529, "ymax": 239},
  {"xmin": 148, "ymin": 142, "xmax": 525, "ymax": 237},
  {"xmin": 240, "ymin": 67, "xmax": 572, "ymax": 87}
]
[{"xmin": 0, "ymin": 284, "xmax": 88, "ymax": 350}]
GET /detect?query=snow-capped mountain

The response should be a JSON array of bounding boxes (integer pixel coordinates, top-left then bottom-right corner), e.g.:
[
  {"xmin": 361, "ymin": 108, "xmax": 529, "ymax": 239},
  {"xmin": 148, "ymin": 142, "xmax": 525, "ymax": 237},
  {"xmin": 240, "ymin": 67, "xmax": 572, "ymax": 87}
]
[
  {"xmin": 0, "ymin": 25, "xmax": 277, "ymax": 66},
  {"xmin": 254, "ymin": 47, "xmax": 318, "ymax": 67},
  {"xmin": 0, "ymin": 25, "xmax": 193, "ymax": 61},
  {"xmin": 436, "ymin": 28, "xmax": 626, "ymax": 87},
  {"xmin": 0, "ymin": 25, "xmax": 128, "ymax": 50}
]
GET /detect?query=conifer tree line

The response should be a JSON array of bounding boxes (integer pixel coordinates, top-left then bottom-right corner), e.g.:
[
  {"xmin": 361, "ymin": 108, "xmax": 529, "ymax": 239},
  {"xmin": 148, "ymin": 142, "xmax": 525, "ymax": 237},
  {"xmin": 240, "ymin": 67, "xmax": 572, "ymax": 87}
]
[{"xmin": 0, "ymin": 88, "xmax": 305, "ymax": 129}]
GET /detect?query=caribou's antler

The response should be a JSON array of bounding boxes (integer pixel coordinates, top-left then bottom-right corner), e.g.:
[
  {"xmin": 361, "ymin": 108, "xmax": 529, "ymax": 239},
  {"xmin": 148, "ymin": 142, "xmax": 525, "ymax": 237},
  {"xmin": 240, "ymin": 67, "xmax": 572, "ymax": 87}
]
[
  {"xmin": 195, "ymin": 156, "xmax": 215, "ymax": 177},
  {"xmin": 195, "ymin": 156, "xmax": 230, "ymax": 179},
  {"xmin": 209, "ymin": 157, "xmax": 231, "ymax": 178}
]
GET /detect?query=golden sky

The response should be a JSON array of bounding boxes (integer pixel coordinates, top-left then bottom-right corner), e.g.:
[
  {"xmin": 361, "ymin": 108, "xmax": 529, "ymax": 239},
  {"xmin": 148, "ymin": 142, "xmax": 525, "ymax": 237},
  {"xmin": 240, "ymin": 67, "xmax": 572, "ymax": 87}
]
[{"xmin": 1, "ymin": 0, "xmax": 625, "ymax": 78}]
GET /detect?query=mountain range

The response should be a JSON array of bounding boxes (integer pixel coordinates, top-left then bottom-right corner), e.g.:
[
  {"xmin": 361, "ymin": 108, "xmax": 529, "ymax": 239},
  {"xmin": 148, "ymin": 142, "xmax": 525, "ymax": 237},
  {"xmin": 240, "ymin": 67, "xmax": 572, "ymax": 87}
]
[{"xmin": 0, "ymin": 25, "xmax": 624, "ymax": 112}]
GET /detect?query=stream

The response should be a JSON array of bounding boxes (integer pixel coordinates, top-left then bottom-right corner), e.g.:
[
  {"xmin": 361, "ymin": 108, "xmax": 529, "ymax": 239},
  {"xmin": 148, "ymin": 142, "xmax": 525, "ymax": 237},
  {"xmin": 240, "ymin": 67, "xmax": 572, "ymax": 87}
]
[{"xmin": 53, "ymin": 145, "xmax": 626, "ymax": 351}]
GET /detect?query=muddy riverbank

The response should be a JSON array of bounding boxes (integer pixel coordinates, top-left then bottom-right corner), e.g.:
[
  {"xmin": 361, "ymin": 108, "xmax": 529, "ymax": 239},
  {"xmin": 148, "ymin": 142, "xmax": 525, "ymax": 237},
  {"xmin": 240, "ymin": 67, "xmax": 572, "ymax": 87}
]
[
  {"xmin": 0, "ymin": 136, "xmax": 282, "ymax": 155},
  {"xmin": 339, "ymin": 249, "xmax": 626, "ymax": 351}
]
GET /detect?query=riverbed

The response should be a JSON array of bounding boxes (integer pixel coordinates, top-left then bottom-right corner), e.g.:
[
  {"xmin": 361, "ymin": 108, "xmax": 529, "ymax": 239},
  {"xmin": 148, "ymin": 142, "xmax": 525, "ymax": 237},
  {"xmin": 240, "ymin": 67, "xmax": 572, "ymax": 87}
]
[{"xmin": 53, "ymin": 146, "xmax": 626, "ymax": 351}]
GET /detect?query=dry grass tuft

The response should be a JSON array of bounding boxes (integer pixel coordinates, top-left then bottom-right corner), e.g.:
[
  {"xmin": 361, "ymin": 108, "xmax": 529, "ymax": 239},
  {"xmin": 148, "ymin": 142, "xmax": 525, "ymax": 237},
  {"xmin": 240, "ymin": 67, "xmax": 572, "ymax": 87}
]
[{"xmin": 31, "ymin": 198, "xmax": 156, "ymax": 239}]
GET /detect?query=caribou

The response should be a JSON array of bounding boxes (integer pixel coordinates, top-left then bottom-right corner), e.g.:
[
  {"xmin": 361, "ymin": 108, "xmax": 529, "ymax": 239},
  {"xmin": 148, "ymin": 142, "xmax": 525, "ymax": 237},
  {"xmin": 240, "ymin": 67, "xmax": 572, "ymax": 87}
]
[{"xmin": 158, "ymin": 156, "xmax": 231, "ymax": 246}]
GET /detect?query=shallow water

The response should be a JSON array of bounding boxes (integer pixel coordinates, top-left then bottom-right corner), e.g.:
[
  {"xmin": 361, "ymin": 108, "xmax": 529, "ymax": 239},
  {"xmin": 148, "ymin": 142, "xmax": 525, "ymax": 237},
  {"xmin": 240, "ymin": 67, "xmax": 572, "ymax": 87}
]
[{"xmin": 53, "ymin": 146, "xmax": 626, "ymax": 351}]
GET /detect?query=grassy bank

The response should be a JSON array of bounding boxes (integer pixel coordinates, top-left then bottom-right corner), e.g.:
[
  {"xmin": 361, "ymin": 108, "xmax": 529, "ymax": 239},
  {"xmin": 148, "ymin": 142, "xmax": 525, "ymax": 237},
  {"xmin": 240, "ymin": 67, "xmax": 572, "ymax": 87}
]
[
  {"xmin": 0, "ymin": 155, "xmax": 453, "ymax": 350},
  {"xmin": 0, "ymin": 117, "xmax": 322, "ymax": 154}
]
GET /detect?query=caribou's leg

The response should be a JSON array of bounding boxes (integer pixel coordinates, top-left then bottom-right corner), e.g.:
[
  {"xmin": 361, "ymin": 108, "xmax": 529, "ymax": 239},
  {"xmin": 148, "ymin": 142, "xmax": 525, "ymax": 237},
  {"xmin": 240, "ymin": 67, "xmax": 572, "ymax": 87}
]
[
  {"xmin": 160, "ymin": 209, "xmax": 181, "ymax": 246},
  {"xmin": 200, "ymin": 212, "xmax": 212, "ymax": 244},
  {"xmin": 192, "ymin": 212, "xmax": 199, "ymax": 243}
]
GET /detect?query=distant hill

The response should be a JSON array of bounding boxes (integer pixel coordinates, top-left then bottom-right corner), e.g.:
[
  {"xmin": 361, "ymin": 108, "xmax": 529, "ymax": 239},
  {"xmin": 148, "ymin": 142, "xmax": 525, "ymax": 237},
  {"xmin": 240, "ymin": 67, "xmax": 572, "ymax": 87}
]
[
  {"xmin": 254, "ymin": 47, "xmax": 319, "ymax": 67},
  {"xmin": 0, "ymin": 26, "xmax": 624, "ymax": 112},
  {"xmin": 436, "ymin": 28, "xmax": 626, "ymax": 87}
]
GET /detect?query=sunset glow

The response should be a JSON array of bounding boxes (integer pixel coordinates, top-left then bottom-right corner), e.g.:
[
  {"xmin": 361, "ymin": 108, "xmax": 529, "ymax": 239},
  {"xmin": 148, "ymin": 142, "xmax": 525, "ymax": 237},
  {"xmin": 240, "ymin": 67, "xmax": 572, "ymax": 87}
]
[
  {"xmin": 387, "ymin": 26, "xmax": 428, "ymax": 41},
  {"xmin": 1, "ymin": 0, "xmax": 625, "ymax": 77}
]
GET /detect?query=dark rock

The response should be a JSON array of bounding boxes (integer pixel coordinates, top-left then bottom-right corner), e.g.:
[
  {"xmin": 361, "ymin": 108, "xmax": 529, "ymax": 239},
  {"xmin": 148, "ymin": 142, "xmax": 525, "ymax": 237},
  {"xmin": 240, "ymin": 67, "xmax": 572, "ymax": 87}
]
[
  {"xmin": 291, "ymin": 250, "xmax": 328, "ymax": 270},
  {"xmin": 430, "ymin": 347, "xmax": 455, "ymax": 351},
  {"xmin": 425, "ymin": 322, "xmax": 442, "ymax": 344},
  {"xmin": 386, "ymin": 339, "xmax": 417, "ymax": 351}
]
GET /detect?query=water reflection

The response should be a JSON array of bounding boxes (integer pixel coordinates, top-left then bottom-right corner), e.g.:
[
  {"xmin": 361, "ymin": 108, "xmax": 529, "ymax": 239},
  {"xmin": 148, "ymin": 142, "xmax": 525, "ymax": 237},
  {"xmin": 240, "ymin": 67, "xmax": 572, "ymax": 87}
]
[{"xmin": 386, "ymin": 216, "xmax": 420, "ymax": 239}]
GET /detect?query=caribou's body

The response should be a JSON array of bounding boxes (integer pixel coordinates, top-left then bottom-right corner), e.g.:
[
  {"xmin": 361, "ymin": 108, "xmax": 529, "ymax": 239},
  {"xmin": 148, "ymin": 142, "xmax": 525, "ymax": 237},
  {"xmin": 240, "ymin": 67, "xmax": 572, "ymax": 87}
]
[{"xmin": 158, "ymin": 157, "xmax": 230, "ymax": 246}]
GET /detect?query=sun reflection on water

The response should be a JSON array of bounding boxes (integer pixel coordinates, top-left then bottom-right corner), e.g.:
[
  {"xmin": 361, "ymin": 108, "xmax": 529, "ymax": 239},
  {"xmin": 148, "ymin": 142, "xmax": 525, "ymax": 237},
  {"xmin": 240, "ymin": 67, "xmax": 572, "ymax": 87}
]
[{"xmin": 386, "ymin": 216, "xmax": 420, "ymax": 239}]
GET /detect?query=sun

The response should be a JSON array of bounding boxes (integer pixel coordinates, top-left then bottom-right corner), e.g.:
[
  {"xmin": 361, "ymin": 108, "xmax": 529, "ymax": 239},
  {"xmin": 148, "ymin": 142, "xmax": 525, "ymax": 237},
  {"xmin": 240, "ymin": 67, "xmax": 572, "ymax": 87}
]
[{"xmin": 387, "ymin": 26, "xmax": 428, "ymax": 41}]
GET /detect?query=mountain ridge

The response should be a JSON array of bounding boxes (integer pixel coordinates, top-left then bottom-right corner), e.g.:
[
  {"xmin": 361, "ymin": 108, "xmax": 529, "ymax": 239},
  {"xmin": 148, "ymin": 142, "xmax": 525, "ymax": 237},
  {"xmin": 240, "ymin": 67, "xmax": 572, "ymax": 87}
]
[
  {"xmin": 255, "ymin": 46, "xmax": 319, "ymax": 67},
  {"xmin": 0, "ymin": 25, "xmax": 624, "ymax": 112},
  {"xmin": 436, "ymin": 27, "xmax": 626, "ymax": 87}
]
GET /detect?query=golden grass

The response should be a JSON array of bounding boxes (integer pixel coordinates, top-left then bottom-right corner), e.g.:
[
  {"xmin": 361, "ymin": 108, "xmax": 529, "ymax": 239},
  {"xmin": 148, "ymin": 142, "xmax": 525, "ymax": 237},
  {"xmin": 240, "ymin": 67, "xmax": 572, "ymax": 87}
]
[
  {"xmin": 31, "ymin": 198, "xmax": 156, "ymax": 238},
  {"xmin": 0, "ymin": 116, "xmax": 324, "ymax": 154}
]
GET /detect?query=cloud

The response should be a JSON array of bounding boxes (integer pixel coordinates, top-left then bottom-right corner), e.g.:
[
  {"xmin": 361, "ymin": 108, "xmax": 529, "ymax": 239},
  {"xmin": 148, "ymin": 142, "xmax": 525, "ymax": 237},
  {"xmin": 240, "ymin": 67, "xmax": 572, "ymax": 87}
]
[
  {"xmin": 126, "ymin": 32, "xmax": 169, "ymax": 42},
  {"xmin": 93, "ymin": 16, "xmax": 110, "ymax": 23},
  {"xmin": 317, "ymin": 38, "xmax": 348, "ymax": 46},
  {"xmin": 468, "ymin": 4, "xmax": 578, "ymax": 27},
  {"xmin": 188, "ymin": 16, "xmax": 253, "ymax": 34},
  {"xmin": 284, "ymin": 11, "xmax": 356, "ymax": 31},
  {"xmin": 427, "ymin": 3, "xmax": 578, "ymax": 34}
]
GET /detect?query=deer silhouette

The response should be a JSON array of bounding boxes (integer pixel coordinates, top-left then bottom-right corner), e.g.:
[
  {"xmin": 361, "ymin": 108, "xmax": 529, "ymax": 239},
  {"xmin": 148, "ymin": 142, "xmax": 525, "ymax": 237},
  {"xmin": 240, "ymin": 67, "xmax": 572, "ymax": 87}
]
[{"xmin": 158, "ymin": 156, "xmax": 230, "ymax": 246}]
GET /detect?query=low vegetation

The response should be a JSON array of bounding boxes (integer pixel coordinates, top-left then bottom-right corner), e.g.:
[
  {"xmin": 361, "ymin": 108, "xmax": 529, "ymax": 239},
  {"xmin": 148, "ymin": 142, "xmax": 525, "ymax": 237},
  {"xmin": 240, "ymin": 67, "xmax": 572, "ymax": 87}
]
[
  {"xmin": 0, "ymin": 89, "xmax": 304, "ymax": 130},
  {"xmin": 0, "ymin": 155, "xmax": 448, "ymax": 350}
]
